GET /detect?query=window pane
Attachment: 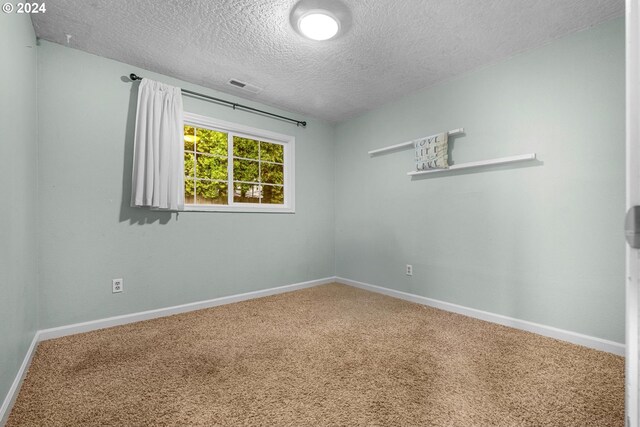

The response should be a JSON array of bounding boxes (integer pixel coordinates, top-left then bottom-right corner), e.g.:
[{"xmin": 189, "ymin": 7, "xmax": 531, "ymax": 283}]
[
  {"xmin": 196, "ymin": 128, "xmax": 227, "ymax": 156},
  {"xmin": 261, "ymin": 162, "xmax": 284, "ymax": 185},
  {"xmin": 196, "ymin": 155, "xmax": 227, "ymax": 181},
  {"xmin": 233, "ymin": 137, "xmax": 259, "ymax": 159},
  {"xmin": 233, "ymin": 183, "xmax": 261, "ymax": 203},
  {"xmin": 184, "ymin": 153, "xmax": 195, "ymax": 178},
  {"xmin": 233, "ymin": 158, "xmax": 259, "ymax": 182},
  {"xmin": 195, "ymin": 180, "xmax": 228, "ymax": 205},
  {"xmin": 184, "ymin": 178, "xmax": 195, "ymax": 204},
  {"xmin": 184, "ymin": 116, "xmax": 292, "ymax": 210},
  {"xmin": 262, "ymin": 185, "xmax": 284, "ymax": 205},
  {"xmin": 184, "ymin": 125, "xmax": 196, "ymax": 151},
  {"xmin": 260, "ymin": 142, "xmax": 284, "ymax": 163}
]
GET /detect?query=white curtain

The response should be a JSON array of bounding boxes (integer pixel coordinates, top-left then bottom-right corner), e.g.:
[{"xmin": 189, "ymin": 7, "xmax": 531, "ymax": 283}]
[{"xmin": 131, "ymin": 78, "xmax": 184, "ymax": 210}]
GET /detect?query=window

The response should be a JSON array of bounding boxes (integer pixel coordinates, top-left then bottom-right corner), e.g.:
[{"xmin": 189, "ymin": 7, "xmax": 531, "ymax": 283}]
[{"xmin": 182, "ymin": 113, "xmax": 295, "ymax": 212}]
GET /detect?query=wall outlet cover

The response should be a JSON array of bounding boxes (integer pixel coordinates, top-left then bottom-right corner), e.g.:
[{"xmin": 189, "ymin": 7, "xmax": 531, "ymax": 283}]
[{"xmin": 112, "ymin": 278, "xmax": 123, "ymax": 293}]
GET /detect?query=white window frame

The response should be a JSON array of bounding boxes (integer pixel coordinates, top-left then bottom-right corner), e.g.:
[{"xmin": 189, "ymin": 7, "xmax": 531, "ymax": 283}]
[{"xmin": 183, "ymin": 112, "xmax": 295, "ymax": 213}]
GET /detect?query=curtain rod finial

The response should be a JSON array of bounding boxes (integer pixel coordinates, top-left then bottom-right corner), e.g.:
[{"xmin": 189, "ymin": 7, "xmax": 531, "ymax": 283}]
[{"xmin": 129, "ymin": 73, "xmax": 140, "ymax": 81}]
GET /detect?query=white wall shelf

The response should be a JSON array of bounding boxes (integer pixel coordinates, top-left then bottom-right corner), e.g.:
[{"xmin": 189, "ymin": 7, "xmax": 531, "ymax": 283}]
[
  {"xmin": 368, "ymin": 128, "xmax": 464, "ymax": 156},
  {"xmin": 407, "ymin": 153, "xmax": 537, "ymax": 176}
]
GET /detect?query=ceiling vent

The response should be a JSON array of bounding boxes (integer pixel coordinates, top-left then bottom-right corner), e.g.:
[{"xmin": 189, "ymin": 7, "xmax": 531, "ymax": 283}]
[{"xmin": 228, "ymin": 79, "xmax": 262, "ymax": 94}]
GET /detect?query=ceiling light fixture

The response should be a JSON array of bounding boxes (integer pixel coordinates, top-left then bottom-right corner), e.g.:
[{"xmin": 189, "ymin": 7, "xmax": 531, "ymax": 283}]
[
  {"xmin": 298, "ymin": 11, "xmax": 339, "ymax": 41},
  {"xmin": 290, "ymin": 0, "xmax": 351, "ymax": 42}
]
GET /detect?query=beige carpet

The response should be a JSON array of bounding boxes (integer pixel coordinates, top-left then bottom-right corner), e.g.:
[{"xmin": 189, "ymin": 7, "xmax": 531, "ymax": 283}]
[{"xmin": 8, "ymin": 284, "xmax": 623, "ymax": 426}]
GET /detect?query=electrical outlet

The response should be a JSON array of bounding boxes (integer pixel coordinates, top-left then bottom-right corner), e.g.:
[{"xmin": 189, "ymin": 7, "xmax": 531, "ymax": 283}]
[
  {"xmin": 406, "ymin": 264, "xmax": 413, "ymax": 276},
  {"xmin": 112, "ymin": 278, "xmax": 123, "ymax": 293}
]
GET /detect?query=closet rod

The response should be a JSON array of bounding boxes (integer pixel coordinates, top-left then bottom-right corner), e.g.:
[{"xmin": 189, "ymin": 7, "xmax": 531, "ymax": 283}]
[{"xmin": 128, "ymin": 73, "xmax": 307, "ymax": 128}]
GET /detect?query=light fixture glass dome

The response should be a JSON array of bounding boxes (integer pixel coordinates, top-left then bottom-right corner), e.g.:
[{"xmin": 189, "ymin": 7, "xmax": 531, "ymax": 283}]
[{"xmin": 298, "ymin": 11, "xmax": 340, "ymax": 41}]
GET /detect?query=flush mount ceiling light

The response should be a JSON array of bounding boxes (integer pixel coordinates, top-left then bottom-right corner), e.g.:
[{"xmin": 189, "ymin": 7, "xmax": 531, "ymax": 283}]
[
  {"xmin": 299, "ymin": 11, "xmax": 339, "ymax": 40},
  {"xmin": 290, "ymin": 0, "xmax": 351, "ymax": 41}
]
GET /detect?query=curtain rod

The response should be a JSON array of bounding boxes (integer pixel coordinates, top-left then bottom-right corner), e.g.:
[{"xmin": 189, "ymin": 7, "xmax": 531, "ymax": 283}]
[{"xmin": 129, "ymin": 74, "xmax": 307, "ymax": 128}]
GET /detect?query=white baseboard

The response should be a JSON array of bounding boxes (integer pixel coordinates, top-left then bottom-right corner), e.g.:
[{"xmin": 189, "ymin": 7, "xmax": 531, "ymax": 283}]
[
  {"xmin": 39, "ymin": 277, "xmax": 335, "ymax": 341},
  {"xmin": 0, "ymin": 332, "xmax": 40, "ymax": 426},
  {"xmin": 336, "ymin": 277, "xmax": 625, "ymax": 356}
]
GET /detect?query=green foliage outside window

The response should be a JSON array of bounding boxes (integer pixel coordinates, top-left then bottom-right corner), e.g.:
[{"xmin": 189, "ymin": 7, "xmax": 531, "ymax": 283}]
[{"xmin": 184, "ymin": 126, "xmax": 285, "ymax": 205}]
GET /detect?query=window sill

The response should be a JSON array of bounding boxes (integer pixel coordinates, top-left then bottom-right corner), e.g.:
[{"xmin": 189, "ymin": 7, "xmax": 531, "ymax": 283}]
[{"xmin": 182, "ymin": 205, "xmax": 295, "ymax": 214}]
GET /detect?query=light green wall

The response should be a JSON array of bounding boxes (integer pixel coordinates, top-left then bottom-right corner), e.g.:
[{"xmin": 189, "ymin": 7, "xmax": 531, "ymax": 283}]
[
  {"xmin": 0, "ymin": 13, "xmax": 38, "ymax": 409},
  {"xmin": 334, "ymin": 18, "xmax": 625, "ymax": 343},
  {"xmin": 37, "ymin": 41, "xmax": 335, "ymax": 328}
]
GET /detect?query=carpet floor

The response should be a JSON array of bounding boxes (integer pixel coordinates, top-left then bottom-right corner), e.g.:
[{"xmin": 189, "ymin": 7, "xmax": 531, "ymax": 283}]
[{"xmin": 8, "ymin": 283, "xmax": 624, "ymax": 426}]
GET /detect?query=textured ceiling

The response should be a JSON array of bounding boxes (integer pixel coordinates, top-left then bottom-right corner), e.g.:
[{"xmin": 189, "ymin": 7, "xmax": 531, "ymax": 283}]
[{"xmin": 31, "ymin": 0, "xmax": 624, "ymax": 123}]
